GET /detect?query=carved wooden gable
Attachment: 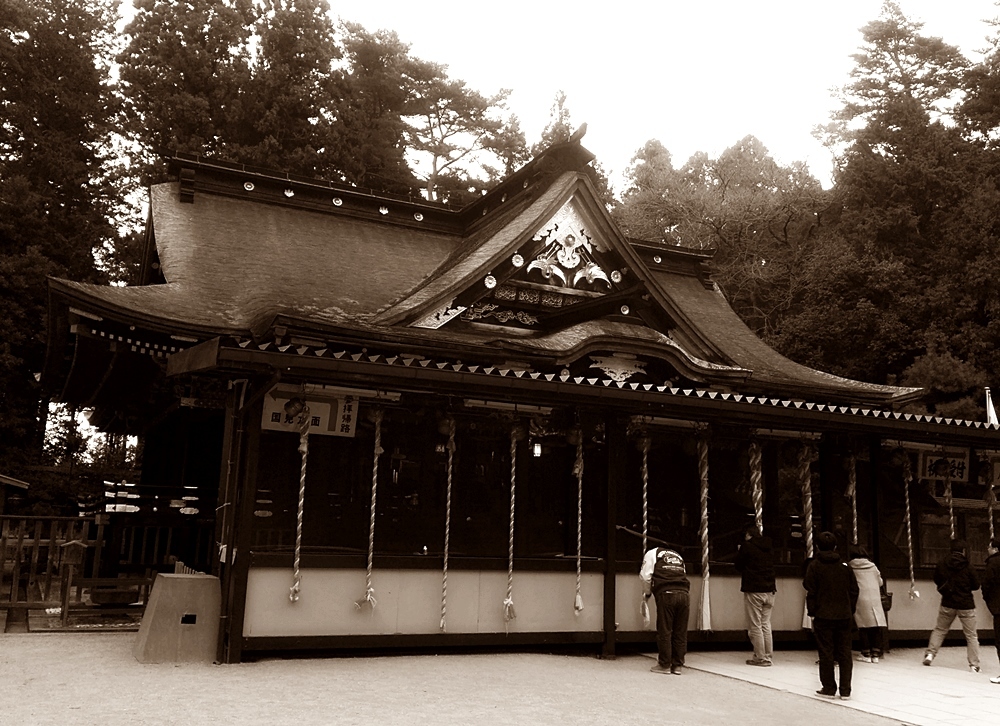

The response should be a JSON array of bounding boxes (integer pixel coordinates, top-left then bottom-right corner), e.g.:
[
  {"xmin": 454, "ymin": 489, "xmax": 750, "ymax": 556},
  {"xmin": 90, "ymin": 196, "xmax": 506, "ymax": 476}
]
[{"xmin": 411, "ymin": 197, "xmax": 638, "ymax": 332}]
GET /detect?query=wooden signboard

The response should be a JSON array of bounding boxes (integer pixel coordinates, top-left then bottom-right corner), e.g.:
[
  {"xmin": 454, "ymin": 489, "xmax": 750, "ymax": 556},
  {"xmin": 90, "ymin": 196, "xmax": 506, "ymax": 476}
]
[{"xmin": 261, "ymin": 395, "xmax": 357, "ymax": 437}]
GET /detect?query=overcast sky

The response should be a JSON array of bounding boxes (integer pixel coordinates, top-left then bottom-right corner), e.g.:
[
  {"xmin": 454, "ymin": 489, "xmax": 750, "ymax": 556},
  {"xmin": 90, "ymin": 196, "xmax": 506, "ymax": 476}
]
[{"xmin": 334, "ymin": 0, "xmax": 1000, "ymax": 190}]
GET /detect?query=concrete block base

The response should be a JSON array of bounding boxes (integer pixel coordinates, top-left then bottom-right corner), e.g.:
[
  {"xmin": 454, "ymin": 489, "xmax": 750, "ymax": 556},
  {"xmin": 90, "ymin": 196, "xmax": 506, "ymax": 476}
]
[{"xmin": 133, "ymin": 573, "xmax": 221, "ymax": 664}]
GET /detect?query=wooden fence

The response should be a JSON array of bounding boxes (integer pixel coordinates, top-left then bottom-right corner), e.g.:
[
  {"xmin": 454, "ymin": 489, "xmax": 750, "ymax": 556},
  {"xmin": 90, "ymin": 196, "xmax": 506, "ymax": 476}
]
[
  {"xmin": 0, "ymin": 515, "xmax": 104, "ymax": 609},
  {"xmin": 1, "ymin": 514, "xmax": 214, "ymax": 628}
]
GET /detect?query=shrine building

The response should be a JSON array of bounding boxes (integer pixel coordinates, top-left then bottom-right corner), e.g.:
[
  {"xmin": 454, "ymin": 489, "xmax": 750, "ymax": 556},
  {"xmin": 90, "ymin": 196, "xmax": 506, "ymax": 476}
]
[{"xmin": 43, "ymin": 138, "xmax": 1000, "ymax": 662}]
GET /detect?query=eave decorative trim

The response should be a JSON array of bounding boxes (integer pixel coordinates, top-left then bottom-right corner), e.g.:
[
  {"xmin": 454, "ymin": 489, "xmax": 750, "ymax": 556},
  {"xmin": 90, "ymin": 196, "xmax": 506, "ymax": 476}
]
[{"xmin": 180, "ymin": 337, "xmax": 1000, "ymax": 435}]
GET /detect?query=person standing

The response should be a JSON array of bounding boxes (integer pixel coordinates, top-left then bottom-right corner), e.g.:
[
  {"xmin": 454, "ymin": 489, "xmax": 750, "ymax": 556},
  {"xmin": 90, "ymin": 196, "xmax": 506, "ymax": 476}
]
[
  {"xmin": 848, "ymin": 548, "xmax": 887, "ymax": 663},
  {"xmin": 735, "ymin": 524, "xmax": 776, "ymax": 666},
  {"xmin": 978, "ymin": 539, "xmax": 1000, "ymax": 684},
  {"xmin": 640, "ymin": 544, "xmax": 690, "ymax": 675},
  {"xmin": 923, "ymin": 539, "xmax": 981, "ymax": 672},
  {"xmin": 804, "ymin": 531, "xmax": 859, "ymax": 700}
]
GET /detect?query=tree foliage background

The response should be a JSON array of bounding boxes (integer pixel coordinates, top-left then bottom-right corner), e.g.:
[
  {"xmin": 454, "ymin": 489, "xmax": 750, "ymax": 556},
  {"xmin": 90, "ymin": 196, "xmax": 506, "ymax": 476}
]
[
  {"xmin": 615, "ymin": 0, "xmax": 1000, "ymax": 422},
  {"xmin": 5, "ymin": 0, "xmax": 1000, "ymax": 508}
]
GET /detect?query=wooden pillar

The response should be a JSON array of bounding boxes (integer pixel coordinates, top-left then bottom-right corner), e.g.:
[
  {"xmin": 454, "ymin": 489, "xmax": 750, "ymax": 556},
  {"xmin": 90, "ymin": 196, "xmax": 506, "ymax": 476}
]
[
  {"xmin": 218, "ymin": 391, "xmax": 263, "ymax": 664},
  {"xmin": 215, "ymin": 384, "xmax": 239, "ymax": 661},
  {"xmin": 868, "ymin": 436, "xmax": 882, "ymax": 565},
  {"xmin": 602, "ymin": 413, "xmax": 625, "ymax": 659},
  {"xmin": 819, "ymin": 436, "xmax": 834, "ymax": 533}
]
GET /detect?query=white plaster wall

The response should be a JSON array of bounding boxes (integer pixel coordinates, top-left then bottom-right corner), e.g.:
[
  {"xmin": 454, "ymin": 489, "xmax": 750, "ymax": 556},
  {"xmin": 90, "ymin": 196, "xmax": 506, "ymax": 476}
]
[{"xmin": 243, "ymin": 568, "xmax": 604, "ymax": 637}]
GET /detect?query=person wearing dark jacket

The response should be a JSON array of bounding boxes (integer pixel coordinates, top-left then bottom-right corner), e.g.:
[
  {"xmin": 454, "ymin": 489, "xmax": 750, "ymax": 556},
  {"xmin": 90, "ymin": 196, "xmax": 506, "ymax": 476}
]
[
  {"xmin": 979, "ymin": 539, "xmax": 1000, "ymax": 683},
  {"xmin": 923, "ymin": 539, "xmax": 981, "ymax": 671},
  {"xmin": 735, "ymin": 525, "xmax": 777, "ymax": 666},
  {"xmin": 804, "ymin": 531, "xmax": 859, "ymax": 700},
  {"xmin": 640, "ymin": 545, "xmax": 690, "ymax": 675}
]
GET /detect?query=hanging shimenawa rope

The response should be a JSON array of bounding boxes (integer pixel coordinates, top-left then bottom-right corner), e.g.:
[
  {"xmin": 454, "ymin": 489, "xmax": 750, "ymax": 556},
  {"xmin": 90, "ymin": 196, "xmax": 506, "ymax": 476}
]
[
  {"xmin": 440, "ymin": 418, "xmax": 456, "ymax": 631},
  {"xmin": 944, "ymin": 468, "xmax": 956, "ymax": 540},
  {"xmin": 696, "ymin": 432, "xmax": 712, "ymax": 632},
  {"xmin": 573, "ymin": 432, "xmax": 585, "ymax": 614},
  {"xmin": 640, "ymin": 435, "xmax": 651, "ymax": 627},
  {"xmin": 799, "ymin": 441, "xmax": 817, "ymax": 631},
  {"xmin": 846, "ymin": 453, "xmax": 858, "ymax": 546},
  {"xmin": 749, "ymin": 439, "xmax": 764, "ymax": 534},
  {"xmin": 989, "ymin": 483, "xmax": 997, "ymax": 543},
  {"xmin": 800, "ymin": 442, "xmax": 814, "ymax": 560},
  {"xmin": 503, "ymin": 426, "xmax": 518, "ymax": 626},
  {"xmin": 356, "ymin": 408, "xmax": 383, "ymax": 612},
  {"xmin": 902, "ymin": 453, "xmax": 919, "ymax": 600},
  {"xmin": 289, "ymin": 413, "xmax": 310, "ymax": 603}
]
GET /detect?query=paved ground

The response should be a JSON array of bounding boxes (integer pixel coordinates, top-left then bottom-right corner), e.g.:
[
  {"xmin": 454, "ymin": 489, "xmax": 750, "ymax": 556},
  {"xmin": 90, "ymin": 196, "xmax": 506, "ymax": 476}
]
[
  {"xmin": 689, "ymin": 646, "xmax": 1000, "ymax": 726},
  {"xmin": 0, "ymin": 632, "xmax": 996, "ymax": 725}
]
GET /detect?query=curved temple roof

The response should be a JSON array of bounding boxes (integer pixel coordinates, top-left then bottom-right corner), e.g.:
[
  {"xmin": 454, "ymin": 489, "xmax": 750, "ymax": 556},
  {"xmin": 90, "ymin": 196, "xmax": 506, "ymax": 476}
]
[{"xmin": 47, "ymin": 142, "xmax": 922, "ymax": 410}]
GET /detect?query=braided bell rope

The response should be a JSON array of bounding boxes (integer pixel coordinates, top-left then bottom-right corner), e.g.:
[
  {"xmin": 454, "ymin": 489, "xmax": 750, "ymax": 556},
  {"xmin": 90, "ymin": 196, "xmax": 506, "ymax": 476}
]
[
  {"xmin": 800, "ymin": 443, "xmax": 814, "ymax": 560},
  {"xmin": 503, "ymin": 427, "xmax": 517, "ymax": 626},
  {"xmin": 749, "ymin": 440, "xmax": 764, "ymax": 535},
  {"xmin": 440, "ymin": 419, "xmax": 456, "ymax": 631},
  {"xmin": 944, "ymin": 469, "xmax": 956, "ymax": 540},
  {"xmin": 574, "ymin": 434, "xmax": 585, "ymax": 614},
  {"xmin": 846, "ymin": 454, "xmax": 858, "ymax": 546},
  {"xmin": 289, "ymin": 415, "xmax": 310, "ymax": 603},
  {"xmin": 902, "ymin": 454, "xmax": 919, "ymax": 600},
  {"xmin": 356, "ymin": 409, "xmax": 383, "ymax": 612},
  {"xmin": 640, "ymin": 436, "xmax": 651, "ymax": 627},
  {"xmin": 697, "ymin": 433, "xmax": 712, "ymax": 632},
  {"xmin": 989, "ymin": 484, "xmax": 996, "ymax": 544}
]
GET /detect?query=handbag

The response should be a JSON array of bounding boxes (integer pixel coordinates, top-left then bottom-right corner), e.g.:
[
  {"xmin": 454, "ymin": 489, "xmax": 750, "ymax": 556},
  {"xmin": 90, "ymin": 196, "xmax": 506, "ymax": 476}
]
[{"xmin": 880, "ymin": 583, "xmax": 893, "ymax": 612}]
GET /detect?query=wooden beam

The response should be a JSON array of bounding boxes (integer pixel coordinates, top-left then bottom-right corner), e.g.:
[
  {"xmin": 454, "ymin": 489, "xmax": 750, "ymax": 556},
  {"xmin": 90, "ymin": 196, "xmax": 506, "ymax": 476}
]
[{"xmin": 166, "ymin": 337, "xmax": 221, "ymax": 377}]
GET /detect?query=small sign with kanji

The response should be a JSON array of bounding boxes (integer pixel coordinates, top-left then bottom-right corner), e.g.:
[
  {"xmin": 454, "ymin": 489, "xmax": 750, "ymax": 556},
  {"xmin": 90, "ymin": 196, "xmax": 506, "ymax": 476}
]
[
  {"xmin": 261, "ymin": 396, "xmax": 357, "ymax": 437},
  {"xmin": 918, "ymin": 449, "xmax": 969, "ymax": 483}
]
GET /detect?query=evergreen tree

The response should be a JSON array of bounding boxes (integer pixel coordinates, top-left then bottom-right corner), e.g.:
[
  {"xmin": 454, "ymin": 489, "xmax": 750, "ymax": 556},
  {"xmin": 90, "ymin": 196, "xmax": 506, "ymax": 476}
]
[
  {"xmin": 780, "ymin": 1, "xmax": 1000, "ymax": 417},
  {"xmin": 0, "ymin": 0, "xmax": 119, "ymax": 472},
  {"xmin": 615, "ymin": 136, "xmax": 826, "ymax": 338}
]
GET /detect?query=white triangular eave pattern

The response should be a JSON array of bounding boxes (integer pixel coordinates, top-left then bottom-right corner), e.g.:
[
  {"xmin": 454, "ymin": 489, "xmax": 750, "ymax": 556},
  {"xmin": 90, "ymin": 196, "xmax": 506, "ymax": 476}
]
[{"xmin": 227, "ymin": 336, "xmax": 1000, "ymax": 434}]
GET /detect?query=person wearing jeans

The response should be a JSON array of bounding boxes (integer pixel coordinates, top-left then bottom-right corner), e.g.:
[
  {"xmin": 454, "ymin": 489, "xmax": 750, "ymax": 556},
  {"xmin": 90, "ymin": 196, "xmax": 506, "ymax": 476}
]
[
  {"xmin": 735, "ymin": 525, "xmax": 777, "ymax": 666},
  {"xmin": 923, "ymin": 539, "xmax": 981, "ymax": 671}
]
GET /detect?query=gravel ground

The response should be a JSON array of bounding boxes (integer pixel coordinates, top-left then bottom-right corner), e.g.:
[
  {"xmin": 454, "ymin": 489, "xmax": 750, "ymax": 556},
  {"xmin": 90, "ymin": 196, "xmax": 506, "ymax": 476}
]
[{"xmin": 0, "ymin": 633, "xmax": 900, "ymax": 726}]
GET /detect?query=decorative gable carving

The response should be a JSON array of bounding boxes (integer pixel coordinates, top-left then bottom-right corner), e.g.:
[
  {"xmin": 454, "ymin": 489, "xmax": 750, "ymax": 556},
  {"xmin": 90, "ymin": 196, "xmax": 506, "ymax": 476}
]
[{"xmin": 526, "ymin": 200, "xmax": 622, "ymax": 290}]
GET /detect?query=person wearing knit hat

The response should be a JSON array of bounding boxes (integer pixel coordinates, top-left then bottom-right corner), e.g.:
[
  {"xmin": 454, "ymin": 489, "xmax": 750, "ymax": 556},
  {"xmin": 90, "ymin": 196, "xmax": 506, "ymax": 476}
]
[
  {"xmin": 924, "ymin": 539, "xmax": 982, "ymax": 671},
  {"xmin": 804, "ymin": 531, "xmax": 859, "ymax": 700}
]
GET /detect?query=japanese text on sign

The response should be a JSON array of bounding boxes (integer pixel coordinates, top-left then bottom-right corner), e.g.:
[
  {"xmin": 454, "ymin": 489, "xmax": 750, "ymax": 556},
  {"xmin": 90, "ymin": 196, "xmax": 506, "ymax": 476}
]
[
  {"xmin": 261, "ymin": 396, "xmax": 357, "ymax": 437},
  {"xmin": 918, "ymin": 450, "xmax": 969, "ymax": 483}
]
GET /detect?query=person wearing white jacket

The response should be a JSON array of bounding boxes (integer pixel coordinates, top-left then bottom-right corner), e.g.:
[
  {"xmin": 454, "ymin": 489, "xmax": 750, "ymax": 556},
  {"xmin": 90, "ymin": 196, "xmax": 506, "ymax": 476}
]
[{"xmin": 848, "ymin": 548, "xmax": 887, "ymax": 662}]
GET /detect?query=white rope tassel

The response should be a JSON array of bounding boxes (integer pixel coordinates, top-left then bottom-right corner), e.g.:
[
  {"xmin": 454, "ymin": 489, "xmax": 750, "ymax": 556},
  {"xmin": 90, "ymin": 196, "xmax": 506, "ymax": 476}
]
[
  {"xmin": 697, "ymin": 433, "xmax": 712, "ymax": 632},
  {"xmin": 749, "ymin": 440, "xmax": 764, "ymax": 535},
  {"xmin": 289, "ymin": 416, "xmax": 310, "ymax": 602},
  {"xmin": 847, "ymin": 454, "xmax": 858, "ymax": 546},
  {"xmin": 640, "ymin": 436, "xmax": 650, "ymax": 627},
  {"xmin": 574, "ymin": 433, "xmax": 585, "ymax": 615},
  {"xmin": 440, "ymin": 419, "xmax": 455, "ymax": 631},
  {"xmin": 356, "ymin": 409, "xmax": 383, "ymax": 613},
  {"xmin": 503, "ymin": 427, "xmax": 517, "ymax": 627},
  {"xmin": 902, "ymin": 454, "xmax": 919, "ymax": 600}
]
